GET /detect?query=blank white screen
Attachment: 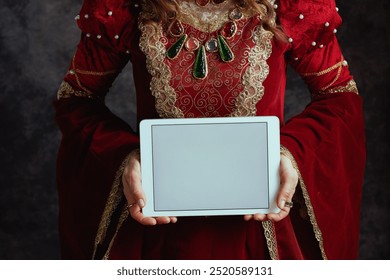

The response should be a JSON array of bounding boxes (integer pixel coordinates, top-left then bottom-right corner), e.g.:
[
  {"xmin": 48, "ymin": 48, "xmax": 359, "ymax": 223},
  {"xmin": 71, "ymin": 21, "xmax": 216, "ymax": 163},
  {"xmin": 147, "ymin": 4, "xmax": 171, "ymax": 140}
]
[{"xmin": 151, "ymin": 122, "xmax": 269, "ymax": 212}]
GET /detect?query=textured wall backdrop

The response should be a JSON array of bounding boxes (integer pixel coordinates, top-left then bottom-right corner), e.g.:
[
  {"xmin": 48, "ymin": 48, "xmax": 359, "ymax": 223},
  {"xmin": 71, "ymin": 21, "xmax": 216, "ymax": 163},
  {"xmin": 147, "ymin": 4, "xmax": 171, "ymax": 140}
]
[{"xmin": 0, "ymin": 0, "xmax": 389, "ymax": 259}]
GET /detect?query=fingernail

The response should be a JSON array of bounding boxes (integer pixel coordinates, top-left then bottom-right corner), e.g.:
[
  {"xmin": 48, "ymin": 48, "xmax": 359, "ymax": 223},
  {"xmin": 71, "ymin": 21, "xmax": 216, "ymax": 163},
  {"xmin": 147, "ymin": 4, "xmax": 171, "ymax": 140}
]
[
  {"xmin": 280, "ymin": 199, "xmax": 286, "ymax": 209},
  {"xmin": 138, "ymin": 199, "xmax": 145, "ymax": 208}
]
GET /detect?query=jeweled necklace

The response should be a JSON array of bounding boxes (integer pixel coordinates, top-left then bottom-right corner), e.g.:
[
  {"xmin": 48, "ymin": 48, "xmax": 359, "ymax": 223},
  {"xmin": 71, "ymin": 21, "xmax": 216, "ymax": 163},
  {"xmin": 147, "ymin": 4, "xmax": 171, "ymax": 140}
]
[{"xmin": 166, "ymin": 5, "xmax": 243, "ymax": 80}]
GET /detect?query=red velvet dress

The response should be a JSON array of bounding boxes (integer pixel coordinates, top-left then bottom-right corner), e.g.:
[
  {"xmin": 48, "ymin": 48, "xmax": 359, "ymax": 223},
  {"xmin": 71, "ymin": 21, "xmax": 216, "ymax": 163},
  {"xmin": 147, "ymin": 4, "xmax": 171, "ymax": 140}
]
[{"xmin": 55, "ymin": 0, "xmax": 366, "ymax": 260}]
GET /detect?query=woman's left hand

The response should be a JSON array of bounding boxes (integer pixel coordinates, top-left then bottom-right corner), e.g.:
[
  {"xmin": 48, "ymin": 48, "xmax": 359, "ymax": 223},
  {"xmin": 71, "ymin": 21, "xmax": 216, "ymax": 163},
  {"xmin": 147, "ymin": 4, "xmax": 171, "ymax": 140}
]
[{"xmin": 244, "ymin": 154, "xmax": 298, "ymax": 222}]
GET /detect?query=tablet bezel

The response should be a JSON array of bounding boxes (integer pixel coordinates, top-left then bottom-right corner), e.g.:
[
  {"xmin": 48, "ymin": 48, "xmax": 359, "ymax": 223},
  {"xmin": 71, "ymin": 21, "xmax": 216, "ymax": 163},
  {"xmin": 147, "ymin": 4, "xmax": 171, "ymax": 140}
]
[{"xmin": 140, "ymin": 116, "xmax": 280, "ymax": 217}]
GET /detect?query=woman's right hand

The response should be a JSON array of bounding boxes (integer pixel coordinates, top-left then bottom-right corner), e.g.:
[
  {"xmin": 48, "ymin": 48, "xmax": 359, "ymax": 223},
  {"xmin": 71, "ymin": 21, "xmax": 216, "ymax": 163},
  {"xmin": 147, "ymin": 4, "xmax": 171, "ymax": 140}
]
[{"xmin": 122, "ymin": 150, "xmax": 177, "ymax": 225}]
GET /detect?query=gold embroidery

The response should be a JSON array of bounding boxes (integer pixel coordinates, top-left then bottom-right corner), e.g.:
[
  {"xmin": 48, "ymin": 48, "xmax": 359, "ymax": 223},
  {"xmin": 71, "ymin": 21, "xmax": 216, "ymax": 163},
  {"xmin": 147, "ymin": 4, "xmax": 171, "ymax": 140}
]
[
  {"xmin": 316, "ymin": 79, "xmax": 359, "ymax": 96},
  {"xmin": 56, "ymin": 81, "xmax": 97, "ymax": 100},
  {"xmin": 139, "ymin": 19, "xmax": 185, "ymax": 118},
  {"xmin": 262, "ymin": 220, "xmax": 279, "ymax": 260},
  {"xmin": 231, "ymin": 26, "xmax": 273, "ymax": 117},
  {"xmin": 139, "ymin": 14, "xmax": 273, "ymax": 118},
  {"xmin": 92, "ymin": 151, "xmax": 137, "ymax": 259},
  {"xmin": 280, "ymin": 146, "xmax": 328, "ymax": 260},
  {"xmin": 103, "ymin": 205, "xmax": 129, "ymax": 260}
]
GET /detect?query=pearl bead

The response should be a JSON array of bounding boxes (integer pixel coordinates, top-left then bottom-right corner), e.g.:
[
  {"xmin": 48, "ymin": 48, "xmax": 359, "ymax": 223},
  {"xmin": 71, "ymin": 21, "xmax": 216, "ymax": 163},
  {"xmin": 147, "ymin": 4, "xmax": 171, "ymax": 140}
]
[
  {"xmin": 336, "ymin": 7, "xmax": 339, "ymax": 12},
  {"xmin": 273, "ymin": 4, "xmax": 278, "ymax": 9},
  {"xmin": 342, "ymin": 60, "xmax": 348, "ymax": 66},
  {"xmin": 126, "ymin": 50, "xmax": 130, "ymax": 54},
  {"xmin": 69, "ymin": 70, "xmax": 75, "ymax": 75},
  {"xmin": 294, "ymin": 57, "xmax": 299, "ymax": 61},
  {"xmin": 319, "ymin": 44, "xmax": 324, "ymax": 48},
  {"xmin": 325, "ymin": 22, "xmax": 330, "ymax": 27},
  {"xmin": 333, "ymin": 29, "xmax": 338, "ymax": 33},
  {"xmin": 86, "ymin": 33, "xmax": 91, "ymax": 37},
  {"xmin": 84, "ymin": 14, "xmax": 89, "ymax": 19},
  {"xmin": 75, "ymin": 15, "xmax": 80, "ymax": 20},
  {"xmin": 134, "ymin": 4, "xmax": 139, "ymax": 8},
  {"xmin": 114, "ymin": 35, "xmax": 119, "ymax": 40},
  {"xmin": 97, "ymin": 35, "xmax": 102, "ymax": 39},
  {"xmin": 288, "ymin": 38, "xmax": 293, "ymax": 43},
  {"xmin": 312, "ymin": 41, "xmax": 317, "ymax": 46},
  {"xmin": 108, "ymin": 11, "xmax": 113, "ymax": 16},
  {"xmin": 299, "ymin": 14, "xmax": 304, "ymax": 20}
]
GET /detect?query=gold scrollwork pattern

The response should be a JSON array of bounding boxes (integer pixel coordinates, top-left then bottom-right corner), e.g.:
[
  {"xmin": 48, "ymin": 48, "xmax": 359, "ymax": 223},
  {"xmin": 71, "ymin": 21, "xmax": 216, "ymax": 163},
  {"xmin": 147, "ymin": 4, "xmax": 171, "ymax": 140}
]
[
  {"xmin": 231, "ymin": 26, "xmax": 273, "ymax": 117},
  {"xmin": 139, "ymin": 20, "xmax": 185, "ymax": 118},
  {"xmin": 139, "ymin": 14, "xmax": 273, "ymax": 118},
  {"xmin": 280, "ymin": 145, "xmax": 328, "ymax": 260}
]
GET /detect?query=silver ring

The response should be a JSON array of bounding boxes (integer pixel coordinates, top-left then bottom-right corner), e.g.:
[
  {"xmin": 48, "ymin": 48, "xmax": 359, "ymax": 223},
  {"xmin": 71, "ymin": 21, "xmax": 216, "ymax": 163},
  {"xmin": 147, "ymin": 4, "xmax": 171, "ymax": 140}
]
[
  {"xmin": 285, "ymin": 201, "xmax": 293, "ymax": 208},
  {"xmin": 125, "ymin": 203, "xmax": 135, "ymax": 210}
]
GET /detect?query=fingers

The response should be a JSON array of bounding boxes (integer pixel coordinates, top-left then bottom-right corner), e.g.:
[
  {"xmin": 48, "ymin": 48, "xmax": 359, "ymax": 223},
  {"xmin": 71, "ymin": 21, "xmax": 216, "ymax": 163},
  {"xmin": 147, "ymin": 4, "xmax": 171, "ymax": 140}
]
[
  {"xmin": 122, "ymin": 152, "xmax": 177, "ymax": 226},
  {"xmin": 244, "ymin": 155, "xmax": 298, "ymax": 223},
  {"xmin": 128, "ymin": 203, "xmax": 178, "ymax": 226}
]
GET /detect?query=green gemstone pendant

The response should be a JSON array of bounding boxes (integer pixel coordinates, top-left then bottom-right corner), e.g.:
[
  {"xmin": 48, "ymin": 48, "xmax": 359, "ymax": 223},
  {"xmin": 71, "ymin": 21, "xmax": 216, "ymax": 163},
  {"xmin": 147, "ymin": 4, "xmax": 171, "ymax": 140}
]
[
  {"xmin": 167, "ymin": 34, "xmax": 187, "ymax": 59},
  {"xmin": 193, "ymin": 45, "xmax": 208, "ymax": 79},
  {"xmin": 218, "ymin": 35, "xmax": 234, "ymax": 62}
]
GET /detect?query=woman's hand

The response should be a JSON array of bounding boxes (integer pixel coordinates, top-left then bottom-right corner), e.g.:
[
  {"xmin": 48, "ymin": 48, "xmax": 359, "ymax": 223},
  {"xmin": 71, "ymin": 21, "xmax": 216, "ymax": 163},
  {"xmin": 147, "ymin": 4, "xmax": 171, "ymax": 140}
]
[
  {"xmin": 244, "ymin": 154, "xmax": 298, "ymax": 223},
  {"xmin": 122, "ymin": 150, "xmax": 177, "ymax": 226}
]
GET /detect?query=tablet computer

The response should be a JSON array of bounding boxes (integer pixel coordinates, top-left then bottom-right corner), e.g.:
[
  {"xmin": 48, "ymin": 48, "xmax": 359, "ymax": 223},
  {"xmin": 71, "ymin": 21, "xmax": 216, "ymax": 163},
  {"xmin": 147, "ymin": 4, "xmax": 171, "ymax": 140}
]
[{"xmin": 140, "ymin": 116, "xmax": 280, "ymax": 217}]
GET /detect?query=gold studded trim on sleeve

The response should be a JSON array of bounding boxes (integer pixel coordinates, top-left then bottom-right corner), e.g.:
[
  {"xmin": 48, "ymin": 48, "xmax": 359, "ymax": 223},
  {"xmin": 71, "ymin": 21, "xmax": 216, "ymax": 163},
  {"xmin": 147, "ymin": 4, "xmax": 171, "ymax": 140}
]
[
  {"xmin": 280, "ymin": 145, "xmax": 328, "ymax": 260},
  {"xmin": 56, "ymin": 81, "xmax": 98, "ymax": 100},
  {"xmin": 316, "ymin": 79, "xmax": 359, "ymax": 96}
]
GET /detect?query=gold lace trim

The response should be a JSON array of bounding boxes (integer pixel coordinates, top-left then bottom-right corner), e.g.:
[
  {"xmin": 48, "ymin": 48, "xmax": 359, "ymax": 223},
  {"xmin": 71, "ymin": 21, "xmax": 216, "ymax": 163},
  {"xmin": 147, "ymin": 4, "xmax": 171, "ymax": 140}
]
[
  {"xmin": 139, "ymin": 20, "xmax": 185, "ymax": 118},
  {"xmin": 262, "ymin": 220, "xmax": 279, "ymax": 260},
  {"xmin": 56, "ymin": 81, "xmax": 98, "ymax": 100},
  {"xmin": 280, "ymin": 145, "xmax": 327, "ymax": 260},
  {"xmin": 139, "ymin": 15, "xmax": 273, "ymax": 118},
  {"xmin": 231, "ymin": 26, "xmax": 273, "ymax": 117},
  {"xmin": 92, "ymin": 150, "xmax": 137, "ymax": 259},
  {"xmin": 316, "ymin": 79, "xmax": 359, "ymax": 96}
]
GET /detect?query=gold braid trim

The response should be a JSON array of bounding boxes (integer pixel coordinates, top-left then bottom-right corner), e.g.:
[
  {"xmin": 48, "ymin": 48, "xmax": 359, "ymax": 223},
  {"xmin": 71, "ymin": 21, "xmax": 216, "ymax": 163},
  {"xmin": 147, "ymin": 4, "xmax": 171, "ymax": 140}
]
[
  {"xmin": 280, "ymin": 145, "xmax": 328, "ymax": 260},
  {"xmin": 64, "ymin": 55, "xmax": 119, "ymax": 97},
  {"xmin": 103, "ymin": 205, "xmax": 130, "ymax": 260},
  {"xmin": 301, "ymin": 59, "xmax": 345, "ymax": 77},
  {"xmin": 262, "ymin": 220, "xmax": 279, "ymax": 260},
  {"xmin": 301, "ymin": 57, "xmax": 350, "ymax": 92},
  {"xmin": 92, "ymin": 150, "xmax": 138, "ymax": 259}
]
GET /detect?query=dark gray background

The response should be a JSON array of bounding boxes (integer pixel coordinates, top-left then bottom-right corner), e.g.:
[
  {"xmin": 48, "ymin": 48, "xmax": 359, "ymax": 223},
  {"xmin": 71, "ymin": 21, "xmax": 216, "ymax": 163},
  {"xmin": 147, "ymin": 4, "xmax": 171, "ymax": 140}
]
[{"xmin": 0, "ymin": 0, "xmax": 389, "ymax": 259}]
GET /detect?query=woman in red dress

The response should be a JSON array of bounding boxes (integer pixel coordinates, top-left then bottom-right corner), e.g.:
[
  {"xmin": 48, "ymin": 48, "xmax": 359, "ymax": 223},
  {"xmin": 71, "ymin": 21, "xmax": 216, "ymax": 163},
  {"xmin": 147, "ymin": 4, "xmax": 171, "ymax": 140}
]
[{"xmin": 55, "ymin": 0, "xmax": 366, "ymax": 259}]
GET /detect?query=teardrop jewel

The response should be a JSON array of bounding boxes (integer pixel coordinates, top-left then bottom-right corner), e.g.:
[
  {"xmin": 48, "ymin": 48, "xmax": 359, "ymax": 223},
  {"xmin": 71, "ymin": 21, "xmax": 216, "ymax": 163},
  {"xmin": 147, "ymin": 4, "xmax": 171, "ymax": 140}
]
[
  {"xmin": 218, "ymin": 35, "xmax": 234, "ymax": 62},
  {"xmin": 193, "ymin": 45, "xmax": 208, "ymax": 80},
  {"xmin": 167, "ymin": 34, "xmax": 187, "ymax": 59}
]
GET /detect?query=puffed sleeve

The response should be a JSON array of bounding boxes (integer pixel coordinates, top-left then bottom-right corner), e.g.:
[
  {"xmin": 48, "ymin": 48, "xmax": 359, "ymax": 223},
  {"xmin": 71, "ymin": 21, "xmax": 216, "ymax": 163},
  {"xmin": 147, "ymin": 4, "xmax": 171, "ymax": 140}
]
[
  {"xmin": 276, "ymin": 0, "xmax": 366, "ymax": 259},
  {"xmin": 54, "ymin": 0, "xmax": 141, "ymax": 259}
]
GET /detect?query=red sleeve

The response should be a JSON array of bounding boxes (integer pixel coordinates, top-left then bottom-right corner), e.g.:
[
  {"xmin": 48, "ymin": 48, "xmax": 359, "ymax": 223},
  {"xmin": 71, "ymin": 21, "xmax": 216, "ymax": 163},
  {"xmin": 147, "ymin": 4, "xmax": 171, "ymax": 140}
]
[
  {"xmin": 54, "ymin": 0, "xmax": 140, "ymax": 259},
  {"xmin": 277, "ymin": 0, "xmax": 366, "ymax": 259}
]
